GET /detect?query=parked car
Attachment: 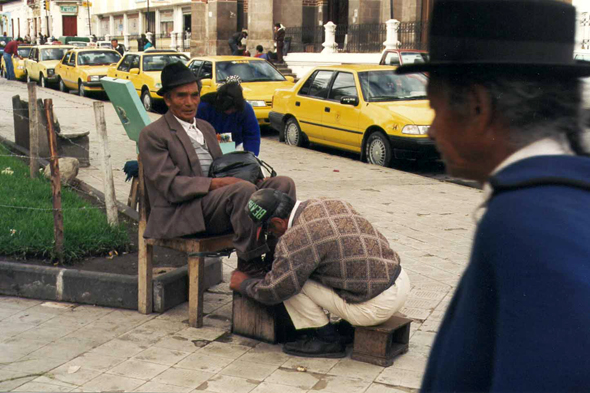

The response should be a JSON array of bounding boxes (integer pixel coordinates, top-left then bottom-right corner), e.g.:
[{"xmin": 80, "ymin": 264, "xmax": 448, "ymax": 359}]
[
  {"xmin": 69, "ymin": 41, "xmax": 89, "ymax": 48},
  {"xmin": 379, "ymin": 49, "xmax": 429, "ymax": 66},
  {"xmin": 55, "ymin": 48, "xmax": 121, "ymax": 96},
  {"xmin": 24, "ymin": 45, "xmax": 73, "ymax": 87},
  {"xmin": 58, "ymin": 36, "xmax": 91, "ymax": 45},
  {"xmin": 106, "ymin": 50, "xmax": 189, "ymax": 111},
  {"xmin": 1, "ymin": 45, "xmax": 33, "ymax": 79},
  {"xmin": 270, "ymin": 65, "xmax": 437, "ymax": 167},
  {"xmin": 186, "ymin": 56, "xmax": 295, "ymax": 125}
]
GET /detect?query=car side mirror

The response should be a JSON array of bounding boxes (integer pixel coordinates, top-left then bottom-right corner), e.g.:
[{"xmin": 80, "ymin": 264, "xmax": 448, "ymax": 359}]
[
  {"xmin": 340, "ymin": 96, "xmax": 359, "ymax": 106},
  {"xmin": 200, "ymin": 78, "xmax": 213, "ymax": 88},
  {"xmin": 285, "ymin": 75, "xmax": 295, "ymax": 83},
  {"xmin": 129, "ymin": 68, "xmax": 140, "ymax": 75}
]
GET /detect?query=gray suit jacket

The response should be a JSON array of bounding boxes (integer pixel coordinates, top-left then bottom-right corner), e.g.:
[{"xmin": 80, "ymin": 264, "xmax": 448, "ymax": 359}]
[{"xmin": 138, "ymin": 111, "xmax": 222, "ymax": 239}]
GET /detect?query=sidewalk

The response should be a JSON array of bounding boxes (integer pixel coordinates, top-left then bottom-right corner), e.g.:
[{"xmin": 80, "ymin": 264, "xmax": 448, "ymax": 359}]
[{"xmin": 0, "ymin": 78, "xmax": 482, "ymax": 392}]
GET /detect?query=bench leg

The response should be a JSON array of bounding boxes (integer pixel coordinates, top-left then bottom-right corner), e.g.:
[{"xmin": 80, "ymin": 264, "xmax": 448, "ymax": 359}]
[
  {"xmin": 138, "ymin": 241, "xmax": 153, "ymax": 314},
  {"xmin": 128, "ymin": 177, "xmax": 139, "ymax": 210},
  {"xmin": 188, "ymin": 255, "xmax": 205, "ymax": 328}
]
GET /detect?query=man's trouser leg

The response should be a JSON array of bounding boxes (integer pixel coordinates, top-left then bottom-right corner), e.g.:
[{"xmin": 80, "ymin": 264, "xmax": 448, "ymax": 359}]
[
  {"xmin": 3, "ymin": 54, "xmax": 14, "ymax": 80},
  {"xmin": 229, "ymin": 43, "xmax": 239, "ymax": 55},
  {"xmin": 201, "ymin": 176, "xmax": 296, "ymax": 261},
  {"xmin": 283, "ymin": 268, "xmax": 411, "ymax": 329},
  {"xmin": 277, "ymin": 44, "xmax": 284, "ymax": 63}
]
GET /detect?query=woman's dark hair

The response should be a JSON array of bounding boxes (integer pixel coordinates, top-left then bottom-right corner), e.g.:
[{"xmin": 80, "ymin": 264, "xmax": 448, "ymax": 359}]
[
  {"xmin": 215, "ymin": 81, "xmax": 245, "ymax": 112},
  {"xmin": 274, "ymin": 23, "xmax": 281, "ymax": 28},
  {"xmin": 256, "ymin": 45, "xmax": 263, "ymax": 53}
]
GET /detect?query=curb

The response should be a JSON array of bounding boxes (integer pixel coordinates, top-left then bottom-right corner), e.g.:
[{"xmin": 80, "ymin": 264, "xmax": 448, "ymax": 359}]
[{"xmin": 0, "ymin": 136, "xmax": 224, "ymax": 312}]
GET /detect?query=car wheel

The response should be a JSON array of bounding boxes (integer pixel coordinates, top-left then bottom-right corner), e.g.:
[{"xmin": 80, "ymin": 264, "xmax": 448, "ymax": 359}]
[
  {"xmin": 39, "ymin": 74, "xmax": 46, "ymax": 88},
  {"xmin": 59, "ymin": 78, "xmax": 67, "ymax": 92},
  {"xmin": 365, "ymin": 132, "xmax": 392, "ymax": 167},
  {"xmin": 284, "ymin": 117, "xmax": 307, "ymax": 147},
  {"xmin": 78, "ymin": 81, "xmax": 86, "ymax": 97},
  {"xmin": 141, "ymin": 89, "xmax": 153, "ymax": 112}
]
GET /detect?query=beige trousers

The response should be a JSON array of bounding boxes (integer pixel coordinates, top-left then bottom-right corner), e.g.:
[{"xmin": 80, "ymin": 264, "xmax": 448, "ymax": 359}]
[{"xmin": 283, "ymin": 268, "xmax": 411, "ymax": 329}]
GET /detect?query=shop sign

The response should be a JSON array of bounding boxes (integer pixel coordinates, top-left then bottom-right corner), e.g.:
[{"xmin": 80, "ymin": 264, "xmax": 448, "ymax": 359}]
[{"xmin": 60, "ymin": 5, "xmax": 78, "ymax": 13}]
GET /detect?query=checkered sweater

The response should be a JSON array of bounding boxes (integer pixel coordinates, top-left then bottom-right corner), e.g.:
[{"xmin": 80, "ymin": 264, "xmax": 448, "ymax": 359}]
[{"xmin": 240, "ymin": 198, "xmax": 402, "ymax": 305}]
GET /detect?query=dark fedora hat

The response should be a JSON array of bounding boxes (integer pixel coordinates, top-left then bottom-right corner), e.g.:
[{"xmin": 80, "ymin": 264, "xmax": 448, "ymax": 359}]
[
  {"xmin": 396, "ymin": 0, "xmax": 590, "ymax": 77},
  {"xmin": 157, "ymin": 62, "xmax": 197, "ymax": 96}
]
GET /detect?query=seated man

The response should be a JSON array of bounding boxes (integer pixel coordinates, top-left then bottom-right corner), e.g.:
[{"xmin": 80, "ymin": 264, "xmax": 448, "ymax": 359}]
[
  {"xmin": 230, "ymin": 189, "xmax": 410, "ymax": 358},
  {"xmin": 197, "ymin": 76, "xmax": 260, "ymax": 155},
  {"xmin": 139, "ymin": 63, "xmax": 296, "ymax": 267}
]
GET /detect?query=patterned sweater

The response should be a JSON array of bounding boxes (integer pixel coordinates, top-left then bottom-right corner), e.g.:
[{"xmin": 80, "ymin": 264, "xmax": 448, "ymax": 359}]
[{"xmin": 239, "ymin": 198, "xmax": 402, "ymax": 305}]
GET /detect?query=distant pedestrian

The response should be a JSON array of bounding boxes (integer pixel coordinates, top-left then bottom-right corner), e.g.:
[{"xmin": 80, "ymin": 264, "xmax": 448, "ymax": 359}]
[
  {"xmin": 228, "ymin": 30, "xmax": 247, "ymax": 56},
  {"xmin": 254, "ymin": 45, "xmax": 267, "ymax": 60},
  {"xmin": 396, "ymin": 0, "xmax": 590, "ymax": 391},
  {"xmin": 143, "ymin": 35, "xmax": 153, "ymax": 51},
  {"xmin": 274, "ymin": 23, "xmax": 285, "ymax": 63},
  {"xmin": 91, "ymin": 34, "xmax": 97, "ymax": 43},
  {"xmin": 137, "ymin": 34, "xmax": 147, "ymax": 52},
  {"xmin": 111, "ymin": 38, "xmax": 125, "ymax": 56},
  {"xmin": 2, "ymin": 37, "xmax": 24, "ymax": 80}
]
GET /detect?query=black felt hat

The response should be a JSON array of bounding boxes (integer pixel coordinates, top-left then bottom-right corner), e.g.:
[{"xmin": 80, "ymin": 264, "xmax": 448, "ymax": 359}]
[
  {"xmin": 396, "ymin": 0, "xmax": 590, "ymax": 77},
  {"xmin": 157, "ymin": 62, "xmax": 197, "ymax": 96}
]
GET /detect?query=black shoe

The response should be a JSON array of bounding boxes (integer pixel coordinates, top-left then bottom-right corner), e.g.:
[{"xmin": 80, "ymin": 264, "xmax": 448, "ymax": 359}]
[
  {"xmin": 334, "ymin": 320, "xmax": 355, "ymax": 345},
  {"xmin": 282, "ymin": 336, "xmax": 346, "ymax": 358}
]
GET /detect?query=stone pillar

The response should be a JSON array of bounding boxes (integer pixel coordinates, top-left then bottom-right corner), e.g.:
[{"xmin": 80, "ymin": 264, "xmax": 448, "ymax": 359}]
[
  {"xmin": 40, "ymin": 11, "xmax": 47, "ymax": 36},
  {"xmin": 95, "ymin": 16, "xmax": 102, "ymax": 37},
  {"xmin": 190, "ymin": 0, "xmax": 207, "ymax": 56},
  {"xmin": 109, "ymin": 15, "xmax": 115, "ymax": 36},
  {"xmin": 171, "ymin": 6, "xmax": 182, "ymax": 50},
  {"xmin": 123, "ymin": 13, "xmax": 130, "ymax": 48},
  {"xmin": 138, "ymin": 11, "xmax": 144, "ymax": 34},
  {"xmin": 321, "ymin": 21, "xmax": 337, "ymax": 54},
  {"xmin": 155, "ymin": 9, "xmax": 161, "ymax": 36},
  {"xmin": 248, "ymin": 0, "xmax": 274, "ymax": 55},
  {"xmin": 189, "ymin": 0, "xmax": 238, "ymax": 55},
  {"xmin": 383, "ymin": 19, "xmax": 400, "ymax": 50}
]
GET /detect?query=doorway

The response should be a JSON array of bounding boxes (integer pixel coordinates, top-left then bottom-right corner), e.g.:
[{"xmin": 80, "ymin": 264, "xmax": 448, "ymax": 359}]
[
  {"xmin": 327, "ymin": 0, "xmax": 348, "ymax": 48},
  {"xmin": 62, "ymin": 15, "xmax": 77, "ymax": 36}
]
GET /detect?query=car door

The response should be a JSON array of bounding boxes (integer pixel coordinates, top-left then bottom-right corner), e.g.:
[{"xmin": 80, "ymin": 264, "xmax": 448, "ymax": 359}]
[
  {"xmin": 188, "ymin": 59, "xmax": 203, "ymax": 78},
  {"xmin": 197, "ymin": 61, "xmax": 214, "ymax": 95},
  {"xmin": 62, "ymin": 51, "xmax": 75, "ymax": 87},
  {"xmin": 322, "ymin": 72, "xmax": 362, "ymax": 149},
  {"xmin": 112, "ymin": 54, "xmax": 133, "ymax": 80},
  {"xmin": 27, "ymin": 48, "xmax": 39, "ymax": 80},
  {"xmin": 294, "ymin": 69, "xmax": 334, "ymax": 141},
  {"xmin": 127, "ymin": 55, "xmax": 143, "ymax": 93}
]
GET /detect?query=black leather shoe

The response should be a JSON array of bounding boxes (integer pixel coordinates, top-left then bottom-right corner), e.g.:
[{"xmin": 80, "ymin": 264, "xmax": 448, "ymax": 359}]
[
  {"xmin": 282, "ymin": 336, "xmax": 346, "ymax": 358},
  {"xmin": 334, "ymin": 320, "xmax": 355, "ymax": 345}
]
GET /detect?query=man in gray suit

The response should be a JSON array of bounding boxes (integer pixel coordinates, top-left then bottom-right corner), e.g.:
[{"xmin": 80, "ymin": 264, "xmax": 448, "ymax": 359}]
[{"xmin": 138, "ymin": 62, "xmax": 296, "ymax": 267}]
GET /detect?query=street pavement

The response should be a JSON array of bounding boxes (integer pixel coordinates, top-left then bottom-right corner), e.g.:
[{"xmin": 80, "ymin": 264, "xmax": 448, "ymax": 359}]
[{"xmin": 0, "ymin": 78, "xmax": 482, "ymax": 392}]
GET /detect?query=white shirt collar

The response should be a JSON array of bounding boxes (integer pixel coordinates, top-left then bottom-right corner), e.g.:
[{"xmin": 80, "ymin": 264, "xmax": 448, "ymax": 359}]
[
  {"xmin": 474, "ymin": 136, "xmax": 574, "ymax": 222},
  {"xmin": 288, "ymin": 200, "xmax": 302, "ymax": 229},
  {"xmin": 174, "ymin": 115, "xmax": 204, "ymax": 145},
  {"xmin": 173, "ymin": 115, "xmax": 196, "ymax": 131}
]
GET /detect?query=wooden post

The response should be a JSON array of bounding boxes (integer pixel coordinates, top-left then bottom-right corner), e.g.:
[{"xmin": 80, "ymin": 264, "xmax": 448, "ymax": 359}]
[
  {"xmin": 28, "ymin": 82, "xmax": 39, "ymax": 178},
  {"xmin": 44, "ymin": 99, "xmax": 64, "ymax": 264},
  {"xmin": 137, "ymin": 156, "xmax": 153, "ymax": 314},
  {"xmin": 93, "ymin": 101, "xmax": 119, "ymax": 226}
]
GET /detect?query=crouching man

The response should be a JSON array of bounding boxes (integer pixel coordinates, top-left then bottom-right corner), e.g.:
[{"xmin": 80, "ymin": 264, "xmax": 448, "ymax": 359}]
[{"xmin": 230, "ymin": 189, "xmax": 410, "ymax": 358}]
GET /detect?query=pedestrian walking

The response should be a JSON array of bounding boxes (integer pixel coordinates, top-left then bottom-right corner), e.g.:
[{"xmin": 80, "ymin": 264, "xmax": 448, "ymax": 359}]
[
  {"xmin": 231, "ymin": 190, "xmax": 409, "ymax": 358},
  {"xmin": 228, "ymin": 30, "xmax": 247, "ymax": 56},
  {"xmin": 274, "ymin": 23, "xmax": 285, "ymax": 63},
  {"xmin": 111, "ymin": 38, "xmax": 125, "ymax": 56},
  {"xmin": 396, "ymin": 0, "xmax": 590, "ymax": 391},
  {"xmin": 2, "ymin": 37, "xmax": 24, "ymax": 80}
]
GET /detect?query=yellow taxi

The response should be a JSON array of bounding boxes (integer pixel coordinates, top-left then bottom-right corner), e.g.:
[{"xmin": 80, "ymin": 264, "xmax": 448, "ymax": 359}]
[
  {"xmin": 187, "ymin": 56, "xmax": 295, "ymax": 125},
  {"xmin": 24, "ymin": 45, "xmax": 73, "ymax": 87},
  {"xmin": 55, "ymin": 48, "xmax": 121, "ymax": 96},
  {"xmin": 106, "ymin": 50, "xmax": 189, "ymax": 111},
  {"xmin": 1, "ymin": 45, "xmax": 33, "ymax": 80},
  {"xmin": 270, "ymin": 65, "xmax": 437, "ymax": 167}
]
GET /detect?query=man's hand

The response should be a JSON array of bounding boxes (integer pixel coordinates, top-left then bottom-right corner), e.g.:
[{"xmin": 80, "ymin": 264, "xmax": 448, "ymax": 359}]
[
  {"xmin": 209, "ymin": 177, "xmax": 245, "ymax": 191},
  {"xmin": 230, "ymin": 270, "xmax": 250, "ymax": 291}
]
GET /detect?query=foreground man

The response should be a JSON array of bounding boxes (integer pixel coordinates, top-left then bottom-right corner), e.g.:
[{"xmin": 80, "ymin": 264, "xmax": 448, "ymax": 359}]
[
  {"xmin": 396, "ymin": 0, "xmax": 590, "ymax": 391},
  {"xmin": 139, "ymin": 62, "xmax": 295, "ymax": 266},
  {"xmin": 230, "ymin": 190, "xmax": 410, "ymax": 358}
]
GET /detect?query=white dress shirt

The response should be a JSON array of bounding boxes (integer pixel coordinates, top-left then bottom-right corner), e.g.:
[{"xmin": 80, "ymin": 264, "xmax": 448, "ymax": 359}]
[{"xmin": 174, "ymin": 115, "xmax": 204, "ymax": 145}]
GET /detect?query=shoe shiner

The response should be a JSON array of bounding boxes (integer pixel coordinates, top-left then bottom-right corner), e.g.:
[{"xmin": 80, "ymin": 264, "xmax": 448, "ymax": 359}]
[{"xmin": 230, "ymin": 189, "xmax": 410, "ymax": 358}]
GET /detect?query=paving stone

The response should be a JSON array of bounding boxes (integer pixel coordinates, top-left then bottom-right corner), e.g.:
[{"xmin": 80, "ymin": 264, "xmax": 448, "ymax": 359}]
[
  {"xmin": 197, "ymin": 374, "xmax": 260, "ymax": 393},
  {"xmin": 219, "ymin": 360, "xmax": 279, "ymax": 381},
  {"xmin": 0, "ymin": 321, "xmax": 38, "ymax": 339},
  {"xmin": 153, "ymin": 335, "xmax": 204, "ymax": 353},
  {"xmin": 60, "ymin": 353, "xmax": 127, "ymax": 372},
  {"xmin": 2, "ymin": 356, "xmax": 67, "ymax": 375},
  {"xmin": 27, "ymin": 341, "xmax": 94, "ymax": 361},
  {"xmin": 376, "ymin": 368, "xmax": 424, "ymax": 390},
  {"xmin": 134, "ymin": 381, "xmax": 193, "ymax": 392},
  {"xmin": 175, "ymin": 352, "xmax": 234, "ymax": 374},
  {"xmin": 312, "ymin": 375, "xmax": 371, "ymax": 393},
  {"xmin": 327, "ymin": 358, "xmax": 384, "ymax": 382},
  {"xmin": 152, "ymin": 367, "xmax": 214, "ymax": 389},
  {"xmin": 133, "ymin": 346, "xmax": 191, "ymax": 366},
  {"xmin": 237, "ymin": 343, "xmax": 291, "ymax": 366},
  {"xmin": 106, "ymin": 358, "xmax": 169, "ymax": 380},
  {"xmin": 0, "ymin": 369, "xmax": 38, "ymax": 391},
  {"xmin": 248, "ymin": 382, "xmax": 308, "ymax": 393},
  {"xmin": 174, "ymin": 326, "xmax": 227, "ymax": 341},
  {"xmin": 364, "ymin": 383, "xmax": 415, "ymax": 393},
  {"xmin": 33, "ymin": 364, "xmax": 102, "ymax": 387},
  {"xmin": 390, "ymin": 352, "xmax": 429, "ymax": 372},
  {"xmin": 81, "ymin": 373, "xmax": 145, "ymax": 392},
  {"xmin": 265, "ymin": 369, "xmax": 322, "ymax": 390},
  {"xmin": 89, "ymin": 338, "xmax": 149, "ymax": 358},
  {"xmin": 13, "ymin": 381, "xmax": 74, "ymax": 392},
  {"xmin": 196, "ymin": 341, "xmax": 252, "ymax": 360}
]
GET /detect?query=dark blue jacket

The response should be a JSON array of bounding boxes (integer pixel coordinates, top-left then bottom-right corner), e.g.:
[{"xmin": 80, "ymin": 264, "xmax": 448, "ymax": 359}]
[
  {"xmin": 196, "ymin": 100, "xmax": 261, "ymax": 156},
  {"xmin": 422, "ymin": 155, "xmax": 590, "ymax": 392}
]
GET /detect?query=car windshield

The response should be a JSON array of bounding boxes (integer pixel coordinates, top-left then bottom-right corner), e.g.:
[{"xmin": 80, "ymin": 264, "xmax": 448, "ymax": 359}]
[
  {"xmin": 18, "ymin": 47, "xmax": 32, "ymax": 57},
  {"xmin": 41, "ymin": 48, "xmax": 68, "ymax": 61},
  {"xmin": 78, "ymin": 51, "xmax": 121, "ymax": 66},
  {"xmin": 215, "ymin": 60, "xmax": 285, "ymax": 82},
  {"xmin": 142, "ymin": 54, "xmax": 187, "ymax": 71},
  {"xmin": 358, "ymin": 71, "xmax": 428, "ymax": 102},
  {"xmin": 400, "ymin": 52, "xmax": 429, "ymax": 64}
]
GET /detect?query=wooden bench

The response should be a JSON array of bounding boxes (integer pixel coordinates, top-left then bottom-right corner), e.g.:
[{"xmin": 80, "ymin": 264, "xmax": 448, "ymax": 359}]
[
  {"xmin": 351, "ymin": 315, "xmax": 412, "ymax": 366},
  {"xmin": 137, "ymin": 156, "xmax": 234, "ymax": 328}
]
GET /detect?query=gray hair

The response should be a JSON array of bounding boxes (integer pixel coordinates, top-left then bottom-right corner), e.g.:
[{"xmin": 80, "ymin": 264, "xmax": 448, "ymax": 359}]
[{"xmin": 432, "ymin": 72, "xmax": 590, "ymax": 156}]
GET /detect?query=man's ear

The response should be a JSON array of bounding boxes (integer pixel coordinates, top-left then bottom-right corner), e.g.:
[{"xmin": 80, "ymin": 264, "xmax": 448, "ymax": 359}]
[{"xmin": 467, "ymin": 84, "xmax": 493, "ymax": 135}]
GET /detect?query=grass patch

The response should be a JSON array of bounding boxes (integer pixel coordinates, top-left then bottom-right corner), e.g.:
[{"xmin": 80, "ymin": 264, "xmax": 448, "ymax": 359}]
[{"xmin": 0, "ymin": 143, "xmax": 130, "ymax": 264}]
